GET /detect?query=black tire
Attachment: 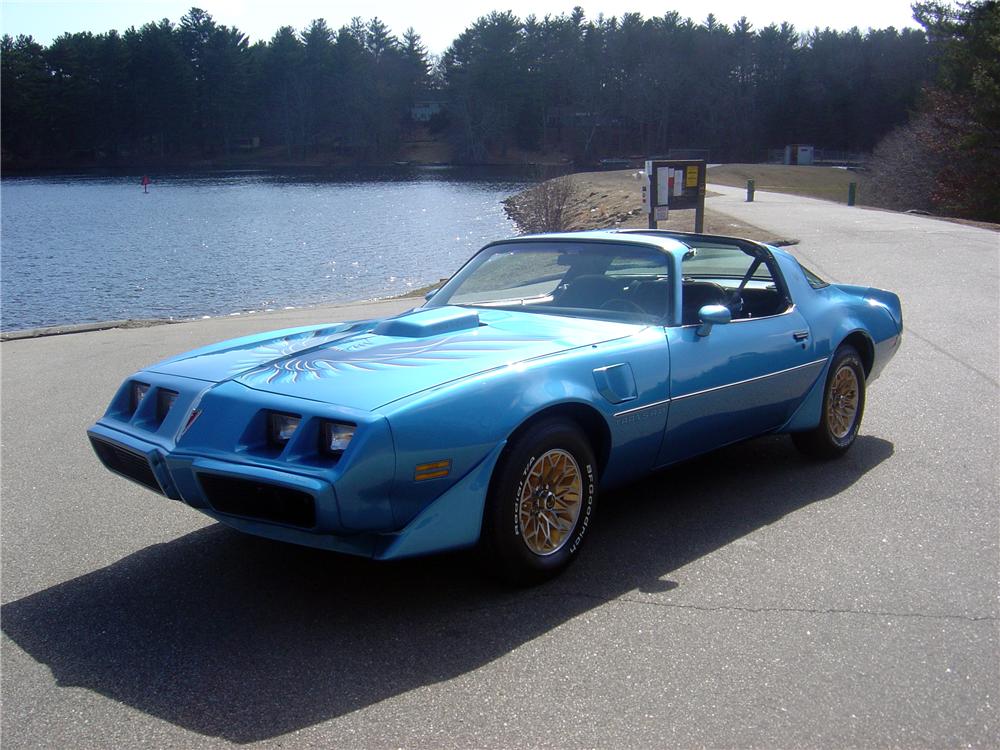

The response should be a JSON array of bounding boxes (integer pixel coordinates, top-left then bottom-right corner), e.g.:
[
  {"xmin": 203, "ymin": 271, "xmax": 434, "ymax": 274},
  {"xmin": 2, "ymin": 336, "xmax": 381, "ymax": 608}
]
[
  {"xmin": 792, "ymin": 344, "xmax": 866, "ymax": 459},
  {"xmin": 480, "ymin": 419, "xmax": 597, "ymax": 586}
]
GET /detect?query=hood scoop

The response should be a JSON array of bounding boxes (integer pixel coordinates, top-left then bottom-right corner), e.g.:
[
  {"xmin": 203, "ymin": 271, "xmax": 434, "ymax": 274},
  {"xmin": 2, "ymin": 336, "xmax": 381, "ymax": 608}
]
[{"xmin": 373, "ymin": 306, "xmax": 481, "ymax": 338}]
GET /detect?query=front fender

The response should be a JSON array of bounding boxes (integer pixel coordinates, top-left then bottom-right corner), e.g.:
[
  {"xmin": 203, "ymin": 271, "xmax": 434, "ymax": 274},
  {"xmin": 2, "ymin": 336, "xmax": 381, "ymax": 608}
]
[
  {"xmin": 373, "ymin": 441, "xmax": 507, "ymax": 559},
  {"xmin": 382, "ymin": 326, "xmax": 670, "ymax": 526},
  {"xmin": 384, "ymin": 370, "xmax": 607, "ymax": 529}
]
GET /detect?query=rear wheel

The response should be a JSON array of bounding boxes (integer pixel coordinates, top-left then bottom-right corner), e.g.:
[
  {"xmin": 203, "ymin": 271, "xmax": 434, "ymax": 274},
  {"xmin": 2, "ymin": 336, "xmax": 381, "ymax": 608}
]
[
  {"xmin": 481, "ymin": 419, "xmax": 597, "ymax": 585},
  {"xmin": 792, "ymin": 344, "xmax": 866, "ymax": 459}
]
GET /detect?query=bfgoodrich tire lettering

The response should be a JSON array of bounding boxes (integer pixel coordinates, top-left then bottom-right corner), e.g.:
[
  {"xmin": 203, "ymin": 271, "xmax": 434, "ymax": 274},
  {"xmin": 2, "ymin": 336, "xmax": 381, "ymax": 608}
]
[
  {"xmin": 792, "ymin": 344, "xmax": 866, "ymax": 459},
  {"xmin": 481, "ymin": 419, "xmax": 597, "ymax": 585}
]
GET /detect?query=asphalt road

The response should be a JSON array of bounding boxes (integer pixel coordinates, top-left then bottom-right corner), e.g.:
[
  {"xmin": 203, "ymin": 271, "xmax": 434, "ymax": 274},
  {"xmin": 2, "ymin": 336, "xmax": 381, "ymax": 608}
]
[{"xmin": 2, "ymin": 191, "xmax": 997, "ymax": 748}]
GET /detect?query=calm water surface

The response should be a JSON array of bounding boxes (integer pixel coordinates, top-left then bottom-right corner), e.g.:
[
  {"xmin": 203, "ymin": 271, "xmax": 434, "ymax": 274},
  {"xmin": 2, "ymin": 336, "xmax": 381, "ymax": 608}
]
[{"xmin": 0, "ymin": 168, "xmax": 530, "ymax": 331}]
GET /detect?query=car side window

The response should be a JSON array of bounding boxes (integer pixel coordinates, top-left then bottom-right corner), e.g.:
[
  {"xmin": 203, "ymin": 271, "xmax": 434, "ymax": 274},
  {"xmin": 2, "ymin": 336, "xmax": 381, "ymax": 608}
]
[
  {"xmin": 799, "ymin": 263, "xmax": 830, "ymax": 289},
  {"xmin": 680, "ymin": 245, "xmax": 789, "ymax": 324}
]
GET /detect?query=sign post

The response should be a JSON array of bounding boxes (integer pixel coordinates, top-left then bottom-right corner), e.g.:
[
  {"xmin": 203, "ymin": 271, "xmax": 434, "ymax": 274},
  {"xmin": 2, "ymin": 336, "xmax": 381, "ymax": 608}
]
[{"xmin": 644, "ymin": 159, "xmax": 706, "ymax": 232}]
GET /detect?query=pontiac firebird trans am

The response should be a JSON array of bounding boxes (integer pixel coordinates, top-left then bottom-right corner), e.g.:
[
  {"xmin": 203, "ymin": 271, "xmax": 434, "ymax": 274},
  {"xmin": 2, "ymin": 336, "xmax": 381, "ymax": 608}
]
[{"xmin": 88, "ymin": 230, "xmax": 902, "ymax": 583}]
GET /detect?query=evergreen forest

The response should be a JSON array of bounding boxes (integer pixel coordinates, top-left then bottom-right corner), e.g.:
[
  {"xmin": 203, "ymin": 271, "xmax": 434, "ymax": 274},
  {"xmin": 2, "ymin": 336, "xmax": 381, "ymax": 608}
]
[{"xmin": 2, "ymin": 2, "xmax": 998, "ymax": 219}]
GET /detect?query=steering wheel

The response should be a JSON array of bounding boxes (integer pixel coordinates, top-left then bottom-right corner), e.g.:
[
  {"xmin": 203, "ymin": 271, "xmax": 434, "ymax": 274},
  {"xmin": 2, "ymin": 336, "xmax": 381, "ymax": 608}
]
[{"xmin": 599, "ymin": 298, "xmax": 647, "ymax": 315}]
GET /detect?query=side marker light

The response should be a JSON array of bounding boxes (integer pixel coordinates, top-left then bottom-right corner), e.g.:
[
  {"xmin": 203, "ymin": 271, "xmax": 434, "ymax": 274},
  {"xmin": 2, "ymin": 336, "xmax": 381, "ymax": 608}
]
[{"xmin": 415, "ymin": 459, "xmax": 451, "ymax": 481}]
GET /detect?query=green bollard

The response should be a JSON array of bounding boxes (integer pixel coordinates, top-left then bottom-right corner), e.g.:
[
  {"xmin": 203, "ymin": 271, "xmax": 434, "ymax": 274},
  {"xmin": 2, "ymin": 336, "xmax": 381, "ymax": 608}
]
[
  {"xmin": 747, "ymin": 179, "xmax": 755, "ymax": 202},
  {"xmin": 848, "ymin": 181, "xmax": 857, "ymax": 206}
]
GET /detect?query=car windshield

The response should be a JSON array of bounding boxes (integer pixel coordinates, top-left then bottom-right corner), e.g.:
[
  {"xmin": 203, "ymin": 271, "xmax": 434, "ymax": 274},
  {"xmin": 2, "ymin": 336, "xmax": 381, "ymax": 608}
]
[{"xmin": 426, "ymin": 240, "xmax": 672, "ymax": 323}]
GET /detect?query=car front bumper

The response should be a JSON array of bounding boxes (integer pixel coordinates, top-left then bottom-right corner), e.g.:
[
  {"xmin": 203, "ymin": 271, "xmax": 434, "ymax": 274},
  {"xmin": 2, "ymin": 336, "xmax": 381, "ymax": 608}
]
[{"xmin": 87, "ymin": 421, "xmax": 503, "ymax": 560}]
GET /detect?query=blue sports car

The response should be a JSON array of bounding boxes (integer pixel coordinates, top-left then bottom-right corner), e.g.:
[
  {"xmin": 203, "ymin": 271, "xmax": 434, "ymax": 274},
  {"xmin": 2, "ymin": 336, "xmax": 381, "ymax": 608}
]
[{"xmin": 88, "ymin": 230, "xmax": 902, "ymax": 583}]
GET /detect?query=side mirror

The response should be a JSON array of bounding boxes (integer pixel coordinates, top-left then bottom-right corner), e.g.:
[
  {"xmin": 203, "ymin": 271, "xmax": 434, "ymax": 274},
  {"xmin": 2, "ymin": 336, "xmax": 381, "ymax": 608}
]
[
  {"xmin": 696, "ymin": 304, "xmax": 731, "ymax": 337},
  {"xmin": 424, "ymin": 287, "xmax": 440, "ymax": 301}
]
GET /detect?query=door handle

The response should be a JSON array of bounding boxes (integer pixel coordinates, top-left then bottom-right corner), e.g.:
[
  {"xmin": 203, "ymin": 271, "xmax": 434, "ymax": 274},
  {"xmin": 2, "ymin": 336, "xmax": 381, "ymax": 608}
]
[{"xmin": 793, "ymin": 330, "xmax": 810, "ymax": 341}]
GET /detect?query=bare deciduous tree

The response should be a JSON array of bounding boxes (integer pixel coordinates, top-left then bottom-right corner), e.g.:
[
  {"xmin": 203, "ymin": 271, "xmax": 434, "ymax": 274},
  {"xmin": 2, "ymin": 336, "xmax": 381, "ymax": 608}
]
[
  {"xmin": 503, "ymin": 175, "xmax": 576, "ymax": 233},
  {"xmin": 867, "ymin": 112, "xmax": 943, "ymax": 213}
]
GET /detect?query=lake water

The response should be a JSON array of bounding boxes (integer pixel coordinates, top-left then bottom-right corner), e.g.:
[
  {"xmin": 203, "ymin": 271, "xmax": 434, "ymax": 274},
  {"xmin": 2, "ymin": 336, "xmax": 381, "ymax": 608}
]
[{"xmin": 0, "ymin": 168, "xmax": 531, "ymax": 331}]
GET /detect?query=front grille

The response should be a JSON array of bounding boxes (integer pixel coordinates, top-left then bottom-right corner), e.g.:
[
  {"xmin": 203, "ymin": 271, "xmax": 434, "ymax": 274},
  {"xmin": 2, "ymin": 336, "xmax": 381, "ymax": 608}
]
[
  {"xmin": 198, "ymin": 474, "xmax": 316, "ymax": 529},
  {"xmin": 90, "ymin": 437, "xmax": 164, "ymax": 494}
]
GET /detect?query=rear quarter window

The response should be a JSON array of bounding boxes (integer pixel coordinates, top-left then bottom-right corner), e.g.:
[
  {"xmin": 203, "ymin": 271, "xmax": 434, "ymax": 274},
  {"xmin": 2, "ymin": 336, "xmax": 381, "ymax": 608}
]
[{"xmin": 799, "ymin": 263, "xmax": 830, "ymax": 289}]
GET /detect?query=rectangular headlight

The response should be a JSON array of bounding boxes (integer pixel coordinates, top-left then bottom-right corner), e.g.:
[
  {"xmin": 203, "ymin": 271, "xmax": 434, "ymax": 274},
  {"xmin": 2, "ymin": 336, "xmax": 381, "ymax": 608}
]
[
  {"xmin": 131, "ymin": 382, "xmax": 150, "ymax": 413},
  {"xmin": 157, "ymin": 390, "xmax": 178, "ymax": 422},
  {"xmin": 268, "ymin": 412, "xmax": 301, "ymax": 446},
  {"xmin": 320, "ymin": 421, "xmax": 355, "ymax": 456}
]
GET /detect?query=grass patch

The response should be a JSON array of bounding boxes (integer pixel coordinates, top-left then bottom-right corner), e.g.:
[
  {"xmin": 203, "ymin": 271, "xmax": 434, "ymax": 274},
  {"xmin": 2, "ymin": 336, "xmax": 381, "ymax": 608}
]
[{"xmin": 707, "ymin": 164, "xmax": 867, "ymax": 204}]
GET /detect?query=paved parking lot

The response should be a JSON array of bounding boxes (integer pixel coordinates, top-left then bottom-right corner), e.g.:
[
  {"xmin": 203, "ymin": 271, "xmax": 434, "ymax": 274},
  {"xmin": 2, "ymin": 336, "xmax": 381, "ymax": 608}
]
[{"xmin": 2, "ymin": 191, "xmax": 997, "ymax": 748}]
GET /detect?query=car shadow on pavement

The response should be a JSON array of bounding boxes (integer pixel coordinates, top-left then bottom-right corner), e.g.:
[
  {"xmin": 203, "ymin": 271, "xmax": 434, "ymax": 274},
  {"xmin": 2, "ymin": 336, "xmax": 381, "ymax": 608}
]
[{"xmin": 2, "ymin": 434, "xmax": 892, "ymax": 743}]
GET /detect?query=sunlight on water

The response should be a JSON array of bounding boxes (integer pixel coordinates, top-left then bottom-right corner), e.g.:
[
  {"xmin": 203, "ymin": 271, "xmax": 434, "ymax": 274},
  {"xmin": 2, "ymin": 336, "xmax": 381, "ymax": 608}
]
[{"xmin": 0, "ymin": 168, "xmax": 530, "ymax": 330}]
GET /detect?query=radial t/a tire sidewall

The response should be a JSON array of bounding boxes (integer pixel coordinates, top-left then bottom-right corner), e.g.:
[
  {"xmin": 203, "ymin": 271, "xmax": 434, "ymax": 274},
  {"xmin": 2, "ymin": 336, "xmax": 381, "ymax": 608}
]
[
  {"xmin": 792, "ymin": 344, "xmax": 868, "ymax": 459},
  {"xmin": 823, "ymin": 347, "xmax": 866, "ymax": 450},
  {"xmin": 482, "ymin": 420, "xmax": 597, "ymax": 584}
]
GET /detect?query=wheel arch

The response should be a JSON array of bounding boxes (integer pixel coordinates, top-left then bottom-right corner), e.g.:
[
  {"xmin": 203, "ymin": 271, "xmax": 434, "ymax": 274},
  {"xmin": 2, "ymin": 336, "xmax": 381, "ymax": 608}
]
[
  {"xmin": 839, "ymin": 330, "xmax": 875, "ymax": 377},
  {"xmin": 504, "ymin": 401, "xmax": 613, "ymax": 477},
  {"xmin": 781, "ymin": 328, "xmax": 871, "ymax": 434},
  {"xmin": 481, "ymin": 401, "xmax": 607, "ymax": 583}
]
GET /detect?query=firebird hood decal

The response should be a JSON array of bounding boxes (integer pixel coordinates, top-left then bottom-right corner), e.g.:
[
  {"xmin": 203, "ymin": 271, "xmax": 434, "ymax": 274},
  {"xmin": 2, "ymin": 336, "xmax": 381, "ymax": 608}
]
[
  {"xmin": 240, "ymin": 330, "xmax": 553, "ymax": 385},
  {"xmin": 148, "ymin": 308, "xmax": 640, "ymax": 411},
  {"xmin": 147, "ymin": 320, "xmax": 375, "ymax": 382}
]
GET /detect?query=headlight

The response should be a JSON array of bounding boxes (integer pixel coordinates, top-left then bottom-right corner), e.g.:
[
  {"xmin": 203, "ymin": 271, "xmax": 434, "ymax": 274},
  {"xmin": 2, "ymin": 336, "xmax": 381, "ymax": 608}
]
[
  {"xmin": 157, "ymin": 390, "xmax": 178, "ymax": 422},
  {"xmin": 320, "ymin": 421, "xmax": 355, "ymax": 457},
  {"xmin": 267, "ymin": 412, "xmax": 301, "ymax": 446},
  {"xmin": 131, "ymin": 382, "xmax": 150, "ymax": 413}
]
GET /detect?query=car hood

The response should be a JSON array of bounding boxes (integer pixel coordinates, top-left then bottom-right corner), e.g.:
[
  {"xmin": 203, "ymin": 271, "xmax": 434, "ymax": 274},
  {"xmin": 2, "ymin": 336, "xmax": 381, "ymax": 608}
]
[{"xmin": 148, "ymin": 307, "xmax": 639, "ymax": 410}]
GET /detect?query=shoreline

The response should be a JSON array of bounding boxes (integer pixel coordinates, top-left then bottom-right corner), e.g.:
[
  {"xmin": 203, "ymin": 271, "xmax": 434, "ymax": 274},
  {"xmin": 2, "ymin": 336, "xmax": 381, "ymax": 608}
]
[
  {"xmin": 0, "ymin": 151, "xmax": 573, "ymax": 175},
  {"xmin": 0, "ymin": 162, "xmax": 549, "ymax": 176},
  {"xmin": 0, "ymin": 281, "xmax": 443, "ymax": 343}
]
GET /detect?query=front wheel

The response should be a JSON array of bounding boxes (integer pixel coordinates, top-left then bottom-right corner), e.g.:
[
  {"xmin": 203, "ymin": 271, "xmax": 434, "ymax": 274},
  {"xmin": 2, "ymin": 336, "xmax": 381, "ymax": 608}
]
[
  {"xmin": 792, "ymin": 345, "xmax": 866, "ymax": 459},
  {"xmin": 480, "ymin": 419, "xmax": 597, "ymax": 585}
]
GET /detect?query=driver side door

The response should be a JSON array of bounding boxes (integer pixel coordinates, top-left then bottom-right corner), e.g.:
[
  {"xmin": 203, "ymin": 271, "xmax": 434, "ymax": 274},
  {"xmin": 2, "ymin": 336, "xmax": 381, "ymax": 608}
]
[{"xmin": 655, "ymin": 246, "xmax": 824, "ymax": 466}]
